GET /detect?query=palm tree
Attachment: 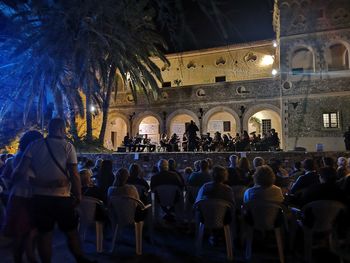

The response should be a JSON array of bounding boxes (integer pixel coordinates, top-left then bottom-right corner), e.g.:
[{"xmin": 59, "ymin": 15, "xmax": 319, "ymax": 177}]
[
  {"xmin": 0, "ymin": 0, "xmax": 228, "ymax": 147},
  {"xmin": 0, "ymin": 0, "xmax": 169, "ymax": 145}
]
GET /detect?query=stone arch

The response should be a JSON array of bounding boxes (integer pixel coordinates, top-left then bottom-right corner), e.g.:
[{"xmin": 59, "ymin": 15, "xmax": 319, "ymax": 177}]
[
  {"xmin": 166, "ymin": 109, "xmax": 200, "ymax": 136},
  {"xmin": 202, "ymin": 106, "xmax": 240, "ymax": 135},
  {"xmin": 104, "ymin": 111, "xmax": 129, "ymax": 150},
  {"xmin": 289, "ymin": 44, "xmax": 316, "ymax": 74},
  {"xmin": 133, "ymin": 111, "xmax": 162, "ymax": 141},
  {"xmin": 243, "ymin": 104, "xmax": 281, "ymax": 130},
  {"xmin": 243, "ymin": 104, "xmax": 282, "ymax": 147},
  {"xmin": 324, "ymin": 39, "xmax": 350, "ymax": 71}
]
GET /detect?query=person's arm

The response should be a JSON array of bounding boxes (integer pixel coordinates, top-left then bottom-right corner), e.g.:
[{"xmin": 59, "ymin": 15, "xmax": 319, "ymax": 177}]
[
  {"xmin": 67, "ymin": 163, "xmax": 82, "ymax": 204},
  {"xmin": 290, "ymin": 176, "xmax": 302, "ymax": 194}
]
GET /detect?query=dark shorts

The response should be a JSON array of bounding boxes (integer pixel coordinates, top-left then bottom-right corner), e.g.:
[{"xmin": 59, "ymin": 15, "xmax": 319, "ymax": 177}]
[{"xmin": 30, "ymin": 195, "xmax": 79, "ymax": 233}]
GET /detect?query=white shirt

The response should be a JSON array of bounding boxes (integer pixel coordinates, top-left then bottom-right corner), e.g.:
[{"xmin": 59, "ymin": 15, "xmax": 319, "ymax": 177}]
[{"xmin": 24, "ymin": 137, "xmax": 77, "ymax": 197}]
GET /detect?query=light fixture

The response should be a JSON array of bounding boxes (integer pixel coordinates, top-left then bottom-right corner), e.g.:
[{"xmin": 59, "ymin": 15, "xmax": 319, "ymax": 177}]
[
  {"xmin": 272, "ymin": 40, "xmax": 278, "ymax": 48},
  {"xmin": 90, "ymin": 105, "xmax": 96, "ymax": 112},
  {"xmin": 272, "ymin": 69, "xmax": 278, "ymax": 76},
  {"xmin": 260, "ymin": 55, "xmax": 274, "ymax": 66}
]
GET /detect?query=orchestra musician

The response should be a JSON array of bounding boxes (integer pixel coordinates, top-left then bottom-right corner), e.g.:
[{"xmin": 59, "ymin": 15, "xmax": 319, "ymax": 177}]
[
  {"xmin": 143, "ymin": 134, "xmax": 156, "ymax": 152},
  {"xmin": 169, "ymin": 133, "xmax": 180, "ymax": 152},
  {"xmin": 182, "ymin": 133, "xmax": 188, "ymax": 152}
]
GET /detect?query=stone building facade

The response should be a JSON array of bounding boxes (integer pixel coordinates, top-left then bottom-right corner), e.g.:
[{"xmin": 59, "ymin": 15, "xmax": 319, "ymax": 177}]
[{"xmin": 104, "ymin": 0, "xmax": 350, "ymax": 152}]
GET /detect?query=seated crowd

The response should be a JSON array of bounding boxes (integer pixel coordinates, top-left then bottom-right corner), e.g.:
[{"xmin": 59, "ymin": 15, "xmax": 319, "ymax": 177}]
[
  {"xmin": 122, "ymin": 128, "xmax": 280, "ymax": 153},
  {"xmin": 1, "ymin": 144, "xmax": 350, "ymax": 261}
]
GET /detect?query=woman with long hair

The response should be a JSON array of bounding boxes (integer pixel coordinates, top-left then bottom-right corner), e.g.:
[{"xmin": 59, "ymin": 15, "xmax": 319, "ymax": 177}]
[{"xmin": 96, "ymin": 159, "xmax": 114, "ymax": 202}]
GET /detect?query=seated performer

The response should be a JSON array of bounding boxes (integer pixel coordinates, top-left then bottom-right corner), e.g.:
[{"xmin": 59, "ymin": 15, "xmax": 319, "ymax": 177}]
[
  {"xmin": 169, "ymin": 133, "xmax": 180, "ymax": 152},
  {"xmin": 143, "ymin": 134, "xmax": 156, "ymax": 152}
]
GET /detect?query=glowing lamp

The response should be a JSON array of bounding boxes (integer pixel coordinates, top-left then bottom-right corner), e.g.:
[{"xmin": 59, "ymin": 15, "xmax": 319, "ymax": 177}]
[
  {"xmin": 272, "ymin": 69, "xmax": 278, "ymax": 76},
  {"xmin": 261, "ymin": 55, "xmax": 274, "ymax": 66},
  {"xmin": 273, "ymin": 40, "xmax": 278, "ymax": 48}
]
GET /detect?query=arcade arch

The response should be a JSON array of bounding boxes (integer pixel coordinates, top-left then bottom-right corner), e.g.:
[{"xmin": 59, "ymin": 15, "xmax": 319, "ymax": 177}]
[
  {"xmin": 291, "ymin": 46, "xmax": 315, "ymax": 74},
  {"xmin": 202, "ymin": 107, "xmax": 239, "ymax": 137},
  {"xmin": 105, "ymin": 114, "xmax": 128, "ymax": 150},
  {"xmin": 326, "ymin": 42, "xmax": 350, "ymax": 71},
  {"xmin": 137, "ymin": 115, "xmax": 160, "ymax": 144},
  {"xmin": 245, "ymin": 106, "xmax": 282, "ymax": 147},
  {"xmin": 167, "ymin": 109, "xmax": 199, "ymax": 138}
]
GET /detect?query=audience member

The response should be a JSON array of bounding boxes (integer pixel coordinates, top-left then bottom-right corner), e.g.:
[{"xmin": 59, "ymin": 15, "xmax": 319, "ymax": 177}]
[
  {"xmin": 188, "ymin": 160, "xmax": 212, "ymax": 187},
  {"xmin": 80, "ymin": 169, "xmax": 104, "ymax": 201},
  {"xmin": 226, "ymin": 154, "xmax": 246, "ymax": 186},
  {"xmin": 168, "ymin": 158, "xmax": 185, "ymax": 186},
  {"xmin": 243, "ymin": 165, "xmax": 284, "ymax": 204},
  {"xmin": 298, "ymin": 167, "xmax": 348, "ymax": 207},
  {"xmin": 195, "ymin": 166, "xmax": 234, "ymax": 205},
  {"xmin": 108, "ymin": 168, "xmax": 147, "ymax": 222},
  {"xmin": 322, "ymin": 156, "xmax": 335, "ymax": 168},
  {"xmin": 290, "ymin": 159, "xmax": 319, "ymax": 194},
  {"xmin": 336, "ymin": 156, "xmax": 349, "ymax": 180},
  {"xmin": 2, "ymin": 130, "xmax": 43, "ymax": 263},
  {"xmin": 127, "ymin": 163, "xmax": 150, "ymax": 204},
  {"xmin": 12, "ymin": 118, "xmax": 95, "ymax": 263},
  {"xmin": 96, "ymin": 159, "xmax": 114, "ymax": 202},
  {"xmin": 252, "ymin": 156, "xmax": 265, "ymax": 171},
  {"xmin": 289, "ymin": 161, "xmax": 304, "ymax": 181},
  {"xmin": 150, "ymin": 159, "xmax": 183, "ymax": 190},
  {"xmin": 193, "ymin": 160, "xmax": 201, "ymax": 172},
  {"xmin": 183, "ymin": 167, "xmax": 193, "ymax": 183}
]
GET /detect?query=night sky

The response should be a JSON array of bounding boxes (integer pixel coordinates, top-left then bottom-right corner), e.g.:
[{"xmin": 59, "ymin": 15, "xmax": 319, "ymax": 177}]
[{"xmin": 165, "ymin": 0, "xmax": 275, "ymax": 53}]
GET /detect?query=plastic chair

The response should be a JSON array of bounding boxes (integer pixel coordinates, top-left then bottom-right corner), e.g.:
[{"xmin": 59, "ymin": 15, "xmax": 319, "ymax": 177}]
[
  {"xmin": 194, "ymin": 199, "xmax": 234, "ymax": 261},
  {"xmin": 152, "ymin": 185, "xmax": 183, "ymax": 222},
  {"xmin": 243, "ymin": 201, "xmax": 285, "ymax": 263},
  {"xmin": 301, "ymin": 200, "xmax": 347, "ymax": 262},
  {"xmin": 77, "ymin": 196, "xmax": 104, "ymax": 253},
  {"xmin": 109, "ymin": 196, "xmax": 150, "ymax": 255}
]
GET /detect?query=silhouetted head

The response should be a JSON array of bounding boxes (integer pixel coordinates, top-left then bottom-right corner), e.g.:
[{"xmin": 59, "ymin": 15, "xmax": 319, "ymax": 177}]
[
  {"xmin": 212, "ymin": 165, "xmax": 228, "ymax": 183},
  {"xmin": 48, "ymin": 118, "xmax": 66, "ymax": 137},
  {"xmin": 253, "ymin": 165, "xmax": 276, "ymax": 187},
  {"xmin": 18, "ymin": 130, "xmax": 43, "ymax": 152}
]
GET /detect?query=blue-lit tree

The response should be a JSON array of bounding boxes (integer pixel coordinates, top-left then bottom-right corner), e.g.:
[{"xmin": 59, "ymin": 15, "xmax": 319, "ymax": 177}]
[
  {"xmin": 0, "ymin": 0, "xmax": 168, "ymax": 145},
  {"xmin": 0, "ymin": 0, "xmax": 229, "ymax": 148}
]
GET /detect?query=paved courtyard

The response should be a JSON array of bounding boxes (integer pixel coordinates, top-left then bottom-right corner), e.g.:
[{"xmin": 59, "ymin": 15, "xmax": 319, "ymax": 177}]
[{"xmin": 0, "ymin": 218, "xmax": 345, "ymax": 263}]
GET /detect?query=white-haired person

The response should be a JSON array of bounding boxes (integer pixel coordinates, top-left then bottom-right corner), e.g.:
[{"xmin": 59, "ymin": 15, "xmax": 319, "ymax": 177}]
[{"xmin": 336, "ymin": 157, "xmax": 349, "ymax": 180}]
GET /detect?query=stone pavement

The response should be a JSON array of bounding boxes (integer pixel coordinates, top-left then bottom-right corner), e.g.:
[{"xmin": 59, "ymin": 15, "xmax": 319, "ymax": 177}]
[{"xmin": 0, "ymin": 220, "xmax": 344, "ymax": 263}]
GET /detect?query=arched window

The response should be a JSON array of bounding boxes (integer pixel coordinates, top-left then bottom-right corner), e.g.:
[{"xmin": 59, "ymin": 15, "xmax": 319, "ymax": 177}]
[
  {"xmin": 291, "ymin": 47, "xmax": 315, "ymax": 74},
  {"xmin": 327, "ymin": 43, "xmax": 349, "ymax": 71}
]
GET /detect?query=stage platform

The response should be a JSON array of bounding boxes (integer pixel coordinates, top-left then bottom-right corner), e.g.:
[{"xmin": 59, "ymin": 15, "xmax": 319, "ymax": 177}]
[{"xmin": 79, "ymin": 151, "xmax": 348, "ymax": 171}]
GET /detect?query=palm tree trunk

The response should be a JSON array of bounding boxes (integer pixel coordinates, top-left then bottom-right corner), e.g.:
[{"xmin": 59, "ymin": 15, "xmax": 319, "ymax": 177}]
[
  {"xmin": 68, "ymin": 104, "xmax": 79, "ymax": 143},
  {"xmin": 98, "ymin": 65, "xmax": 116, "ymax": 145},
  {"xmin": 85, "ymin": 79, "xmax": 93, "ymax": 142}
]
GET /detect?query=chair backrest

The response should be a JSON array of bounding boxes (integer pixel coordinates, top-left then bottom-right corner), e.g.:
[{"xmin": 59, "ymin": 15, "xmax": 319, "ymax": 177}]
[
  {"xmin": 78, "ymin": 196, "xmax": 104, "ymax": 225},
  {"xmin": 231, "ymin": 185, "xmax": 247, "ymax": 207},
  {"xmin": 153, "ymin": 185, "xmax": 181, "ymax": 207},
  {"xmin": 109, "ymin": 196, "xmax": 140, "ymax": 226},
  {"xmin": 243, "ymin": 201, "xmax": 284, "ymax": 231},
  {"xmin": 302, "ymin": 200, "xmax": 347, "ymax": 232},
  {"xmin": 195, "ymin": 199, "xmax": 232, "ymax": 228}
]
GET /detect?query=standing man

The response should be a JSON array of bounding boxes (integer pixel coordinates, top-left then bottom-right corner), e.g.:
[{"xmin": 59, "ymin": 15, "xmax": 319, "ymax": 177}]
[
  {"xmin": 344, "ymin": 127, "xmax": 350, "ymax": 151},
  {"xmin": 13, "ymin": 118, "xmax": 95, "ymax": 263},
  {"xmin": 186, "ymin": 120, "xmax": 199, "ymax": 151}
]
